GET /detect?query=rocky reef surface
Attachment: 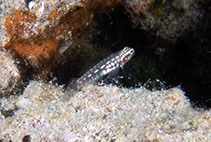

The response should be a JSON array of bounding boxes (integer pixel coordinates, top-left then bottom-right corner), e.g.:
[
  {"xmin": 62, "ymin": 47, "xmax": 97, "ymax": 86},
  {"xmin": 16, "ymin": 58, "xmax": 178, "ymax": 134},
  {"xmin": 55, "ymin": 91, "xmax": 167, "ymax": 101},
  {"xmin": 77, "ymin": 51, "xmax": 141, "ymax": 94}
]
[
  {"xmin": 123, "ymin": 0, "xmax": 205, "ymax": 40},
  {"xmin": 0, "ymin": 0, "xmax": 120, "ymax": 78},
  {"xmin": 0, "ymin": 81, "xmax": 210, "ymax": 141},
  {"xmin": 0, "ymin": 0, "xmax": 210, "ymax": 141},
  {"xmin": 0, "ymin": 51, "xmax": 20, "ymax": 96}
]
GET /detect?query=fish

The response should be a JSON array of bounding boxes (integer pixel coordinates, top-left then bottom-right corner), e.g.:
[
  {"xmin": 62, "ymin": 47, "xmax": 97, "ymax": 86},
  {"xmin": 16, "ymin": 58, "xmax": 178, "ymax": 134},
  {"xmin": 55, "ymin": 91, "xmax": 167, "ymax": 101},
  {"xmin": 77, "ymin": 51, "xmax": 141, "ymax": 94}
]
[{"xmin": 68, "ymin": 47, "xmax": 135, "ymax": 91}]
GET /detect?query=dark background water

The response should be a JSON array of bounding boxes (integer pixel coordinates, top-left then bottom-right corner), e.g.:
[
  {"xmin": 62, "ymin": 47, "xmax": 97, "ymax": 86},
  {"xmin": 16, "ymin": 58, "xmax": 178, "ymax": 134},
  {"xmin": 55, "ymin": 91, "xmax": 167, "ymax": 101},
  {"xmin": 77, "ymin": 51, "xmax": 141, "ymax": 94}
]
[{"xmin": 91, "ymin": 5, "xmax": 211, "ymax": 109}]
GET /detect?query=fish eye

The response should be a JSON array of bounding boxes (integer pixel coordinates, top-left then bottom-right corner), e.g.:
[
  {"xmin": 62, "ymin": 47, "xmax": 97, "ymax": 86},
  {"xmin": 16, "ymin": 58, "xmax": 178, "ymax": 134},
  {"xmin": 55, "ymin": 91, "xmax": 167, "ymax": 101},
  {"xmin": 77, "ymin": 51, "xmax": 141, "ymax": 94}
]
[{"xmin": 130, "ymin": 49, "xmax": 134, "ymax": 54}]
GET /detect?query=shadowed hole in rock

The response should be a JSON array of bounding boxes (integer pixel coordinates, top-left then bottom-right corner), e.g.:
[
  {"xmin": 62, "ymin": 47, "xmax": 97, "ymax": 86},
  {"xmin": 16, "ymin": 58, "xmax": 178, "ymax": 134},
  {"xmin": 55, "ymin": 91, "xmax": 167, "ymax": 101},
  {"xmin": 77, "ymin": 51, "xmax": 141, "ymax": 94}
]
[
  {"xmin": 50, "ymin": 5, "xmax": 210, "ymax": 109},
  {"xmin": 22, "ymin": 135, "xmax": 31, "ymax": 142},
  {"xmin": 0, "ymin": 108, "xmax": 17, "ymax": 118}
]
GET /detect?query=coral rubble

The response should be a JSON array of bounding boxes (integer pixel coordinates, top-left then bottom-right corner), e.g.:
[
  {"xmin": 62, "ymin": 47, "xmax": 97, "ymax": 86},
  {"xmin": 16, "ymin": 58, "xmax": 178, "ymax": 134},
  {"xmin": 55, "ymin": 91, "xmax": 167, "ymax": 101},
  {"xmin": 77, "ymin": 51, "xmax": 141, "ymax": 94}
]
[
  {"xmin": 0, "ymin": 0, "xmax": 120, "ymax": 77},
  {"xmin": 0, "ymin": 1, "xmax": 210, "ymax": 141},
  {"xmin": 0, "ymin": 81, "xmax": 210, "ymax": 141},
  {"xmin": 0, "ymin": 51, "xmax": 20, "ymax": 96}
]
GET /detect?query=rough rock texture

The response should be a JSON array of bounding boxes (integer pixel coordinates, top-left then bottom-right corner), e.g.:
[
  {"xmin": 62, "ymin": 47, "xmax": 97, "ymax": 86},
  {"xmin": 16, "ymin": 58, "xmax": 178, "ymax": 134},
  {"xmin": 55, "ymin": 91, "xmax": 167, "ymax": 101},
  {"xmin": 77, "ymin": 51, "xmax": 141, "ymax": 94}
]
[
  {"xmin": 123, "ymin": 0, "xmax": 204, "ymax": 40},
  {"xmin": 0, "ymin": 1, "xmax": 210, "ymax": 141},
  {"xmin": 0, "ymin": 51, "xmax": 20, "ymax": 96},
  {"xmin": 0, "ymin": 0, "xmax": 120, "ymax": 75},
  {"xmin": 0, "ymin": 81, "xmax": 210, "ymax": 141}
]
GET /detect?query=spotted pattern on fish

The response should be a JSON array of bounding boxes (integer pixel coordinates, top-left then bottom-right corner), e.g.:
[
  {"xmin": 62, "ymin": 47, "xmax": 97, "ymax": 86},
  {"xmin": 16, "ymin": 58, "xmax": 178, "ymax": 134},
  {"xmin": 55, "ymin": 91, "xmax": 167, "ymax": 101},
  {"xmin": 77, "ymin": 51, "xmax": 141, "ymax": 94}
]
[{"xmin": 69, "ymin": 47, "xmax": 135, "ymax": 91}]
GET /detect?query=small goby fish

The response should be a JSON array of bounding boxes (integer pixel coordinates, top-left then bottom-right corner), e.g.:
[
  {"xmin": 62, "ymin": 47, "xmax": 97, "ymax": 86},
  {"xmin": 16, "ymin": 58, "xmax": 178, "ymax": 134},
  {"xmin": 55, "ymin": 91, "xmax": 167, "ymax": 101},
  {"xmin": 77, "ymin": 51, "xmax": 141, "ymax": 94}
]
[{"xmin": 68, "ymin": 47, "xmax": 135, "ymax": 91}]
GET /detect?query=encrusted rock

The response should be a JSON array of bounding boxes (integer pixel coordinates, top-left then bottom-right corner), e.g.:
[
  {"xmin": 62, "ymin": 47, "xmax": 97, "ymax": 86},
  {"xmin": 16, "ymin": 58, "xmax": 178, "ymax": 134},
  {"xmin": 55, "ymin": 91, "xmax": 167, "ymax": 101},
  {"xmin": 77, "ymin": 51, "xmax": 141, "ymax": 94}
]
[
  {"xmin": 0, "ymin": 0, "xmax": 120, "ymax": 77},
  {"xmin": 0, "ymin": 81, "xmax": 210, "ymax": 141},
  {"xmin": 123, "ymin": 0, "xmax": 204, "ymax": 40},
  {"xmin": 0, "ymin": 51, "xmax": 20, "ymax": 96}
]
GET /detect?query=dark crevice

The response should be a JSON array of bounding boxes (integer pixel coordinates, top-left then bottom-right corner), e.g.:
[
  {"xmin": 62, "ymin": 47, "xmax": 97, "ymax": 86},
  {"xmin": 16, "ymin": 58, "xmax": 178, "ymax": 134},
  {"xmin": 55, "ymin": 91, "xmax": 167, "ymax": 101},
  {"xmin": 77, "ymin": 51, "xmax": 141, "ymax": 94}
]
[
  {"xmin": 51, "ymin": 5, "xmax": 210, "ymax": 109},
  {"xmin": 22, "ymin": 135, "xmax": 31, "ymax": 142}
]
